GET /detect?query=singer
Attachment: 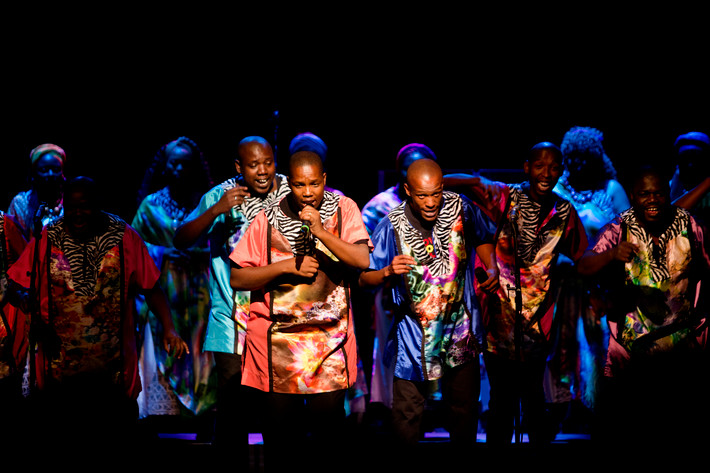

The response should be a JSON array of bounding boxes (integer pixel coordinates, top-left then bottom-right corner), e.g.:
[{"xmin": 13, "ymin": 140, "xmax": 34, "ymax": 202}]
[
  {"xmin": 228, "ymin": 150, "xmax": 372, "ymax": 470},
  {"xmin": 443, "ymin": 142, "xmax": 588, "ymax": 448},
  {"xmin": 359, "ymin": 157, "xmax": 498, "ymax": 462},
  {"xmin": 7, "ymin": 143, "xmax": 66, "ymax": 241}
]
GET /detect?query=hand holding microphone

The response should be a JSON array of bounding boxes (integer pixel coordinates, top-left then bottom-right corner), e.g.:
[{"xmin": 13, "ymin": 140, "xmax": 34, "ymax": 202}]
[{"xmin": 298, "ymin": 204, "xmax": 322, "ymax": 236}]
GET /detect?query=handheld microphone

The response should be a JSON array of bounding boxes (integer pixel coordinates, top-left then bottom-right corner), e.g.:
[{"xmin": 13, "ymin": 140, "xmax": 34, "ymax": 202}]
[
  {"xmin": 474, "ymin": 266, "xmax": 488, "ymax": 284},
  {"xmin": 300, "ymin": 221, "xmax": 310, "ymax": 236},
  {"xmin": 35, "ymin": 202, "xmax": 48, "ymax": 221}
]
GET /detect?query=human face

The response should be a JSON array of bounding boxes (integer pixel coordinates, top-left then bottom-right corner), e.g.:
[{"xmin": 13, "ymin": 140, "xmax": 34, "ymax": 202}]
[
  {"xmin": 63, "ymin": 188, "xmax": 100, "ymax": 240},
  {"xmin": 164, "ymin": 146, "xmax": 194, "ymax": 184},
  {"xmin": 404, "ymin": 172, "xmax": 444, "ymax": 223},
  {"xmin": 34, "ymin": 154, "xmax": 65, "ymax": 185},
  {"xmin": 524, "ymin": 150, "xmax": 563, "ymax": 202},
  {"xmin": 236, "ymin": 146, "xmax": 276, "ymax": 196},
  {"xmin": 288, "ymin": 163, "xmax": 326, "ymax": 210},
  {"xmin": 630, "ymin": 173, "xmax": 670, "ymax": 226}
]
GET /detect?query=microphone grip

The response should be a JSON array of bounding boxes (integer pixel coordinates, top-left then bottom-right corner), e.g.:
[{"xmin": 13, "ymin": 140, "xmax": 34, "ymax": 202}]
[
  {"xmin": 301, "ymin": 221, "xmax": 310, "ymax": 235},
  {"xmin": 474, "ymin": 266, "xmax": 488, "ymax": 284}
]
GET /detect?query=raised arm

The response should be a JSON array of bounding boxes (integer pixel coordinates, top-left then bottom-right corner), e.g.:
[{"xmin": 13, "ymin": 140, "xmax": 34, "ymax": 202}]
[
  {"xmin": 300, "ymin": 204, "xmax": 371, "ymax": 270},
  {"xmin": 231, "ymin": 256, "xmax": 319, "ymax": 291},
  {"xmin": 673, "ymin": 176, "xmax": 710, "ymax": 210},
  {"xmin": 576, "ymin": 242, "xmax": 638, "ymax": 276},
  {"xmin": 173, "ymin": 185, "xmax": 250, "ymax": 249}
]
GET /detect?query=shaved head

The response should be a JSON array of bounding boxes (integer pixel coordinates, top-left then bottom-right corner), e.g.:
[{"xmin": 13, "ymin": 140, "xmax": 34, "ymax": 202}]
[
  {"xmin": 404, "ymin": 158, "xmax": 444, "ymax": 223},
  {"xmin": 406, "ymin": 158, "xmax": 443, "ymax": 186}
]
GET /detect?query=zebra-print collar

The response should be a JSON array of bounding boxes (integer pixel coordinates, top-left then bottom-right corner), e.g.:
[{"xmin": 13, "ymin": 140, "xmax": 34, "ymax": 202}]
[
  {"xmin": 508, "ymin": 184, "xmax": 573, "ymax": 265},
  {"xmin": 47, "ymin": 213, "xmax": 126, "ymax": 297},
  {"xmin": 221, "ymin": 174, "xmax": 290, "ymax": 222},
  {"xmin": 388, "ymin": 191, "xmax": 463, "ymax": 277},
  {"xmin": 265, "ymin": 191, "xmax": 341, "ymax": 255},
  {"xmin": 620, "ymin": 206, "xmax": 690, "ymax": 282}
]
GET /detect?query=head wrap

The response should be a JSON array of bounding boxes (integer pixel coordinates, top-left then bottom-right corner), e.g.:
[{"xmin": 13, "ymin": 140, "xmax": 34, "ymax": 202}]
[
  {"xmin": 674, "ymin": 131, "xmax": 710, "ymax": 155},
  {"xmin": 30, "ymin": 143, "xmax": 66, "ymax": 166},
  {"xmin": 289, "ymin": 132, "xmax": 327, "ymax": 161},
  {"xmin": 395, "ymin": 143, "xmax": 437, "ymax": 171}
]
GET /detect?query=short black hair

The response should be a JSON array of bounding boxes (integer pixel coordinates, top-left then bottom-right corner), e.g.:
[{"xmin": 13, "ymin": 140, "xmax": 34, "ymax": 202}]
[
  {"xmin": 528, "ymin": 142, "xmax": 563, "ymax": 164},
  {"xmin": 288, "ymin": 151, "xmax": 323, "ymax": 177}
]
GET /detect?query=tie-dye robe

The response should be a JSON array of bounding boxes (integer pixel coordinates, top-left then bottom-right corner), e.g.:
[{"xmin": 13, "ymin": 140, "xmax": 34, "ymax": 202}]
[
  {"xmin": 231, "ymin": 192, "xmax": 372, "ymax": 394},
  {"xmin": 590, "ymin": 206, "xmax": 710, "ymax": 376},
  {"xmin": 368, "ymin": 192, "xmax": 495, "ymax": 381}
]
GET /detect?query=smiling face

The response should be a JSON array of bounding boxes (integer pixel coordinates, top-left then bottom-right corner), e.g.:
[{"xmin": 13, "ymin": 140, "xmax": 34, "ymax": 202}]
[
  {"xmin": 630, "ymin": 171, "xmax": 670, "ymax": 228},
  {"xmin": 235, "ymin": 139, "xmax": 276, "ymax": 196},
  {"xmin": 524, "ymin": 146, "xmax": 564, "ymax": 202}
]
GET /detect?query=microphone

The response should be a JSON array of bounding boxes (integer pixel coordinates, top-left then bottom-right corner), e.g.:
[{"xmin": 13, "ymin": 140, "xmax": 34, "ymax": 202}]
[
  {"xmin": 508, "ymin": 204, "xmax": 520, "ymax": 236},
  {"xmin": 35, "ymin": 202, "xmax": 48, "ymax": 221},
  {"xmin": 300, "ymin": 221, "xmax": 310, "ymax": 236},
  {"xmin": 474, "ymin": 266, "xmax": 488, "ymax": 284}
]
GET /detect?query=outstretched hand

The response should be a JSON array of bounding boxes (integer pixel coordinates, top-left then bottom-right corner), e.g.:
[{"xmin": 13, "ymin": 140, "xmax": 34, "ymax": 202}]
[
  {"xmin": 613, "ymin": 241, "xmax": 638, "ymax": 263},
  {"xmin": 163, "ymin": 329, "xmax": 190, "ymax": 358},
  {"xmin": 385, "ymin": 254, "xmax": 417, "ymax": 278}
]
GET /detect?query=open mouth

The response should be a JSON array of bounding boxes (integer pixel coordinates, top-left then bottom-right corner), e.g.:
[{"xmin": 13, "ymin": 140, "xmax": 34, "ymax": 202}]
[
  {"xmin": 645, "ymin": 206, "xmax": 660, "ymax": 218},
  {"xmin": 537, "ymin": 181, "xmax": 552, "ymax": 193}
]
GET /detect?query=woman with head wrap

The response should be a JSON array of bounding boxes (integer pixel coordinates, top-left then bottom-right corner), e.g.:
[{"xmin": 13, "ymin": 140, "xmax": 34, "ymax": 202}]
[
  {"xmin": 545, "ymin": 126, "xmax": 630, "ymax": 434},
  {"xmin": 7, "ymin": 143, "xmax": 67, "ymax": 241},
  {"xmin": 131, "ymin": 137, "xmax": 217, "ymax": 438}
]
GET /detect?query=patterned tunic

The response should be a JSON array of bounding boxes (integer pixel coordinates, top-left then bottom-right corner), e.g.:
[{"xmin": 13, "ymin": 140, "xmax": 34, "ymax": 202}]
[
  {"xmin": 0, "ymin": 212, "xmax": 28, "ymax": 379},
  {"xmin": 7, "ymin": 213, "xmax": 160, "ymax": 399},
  {"xmin": 231, "ymin": 191, "xmax": 372, "ymax": 393},
  {"xmin": 368, "ymin": 191, "xmax": 495, "ymax": 381},
  {"xmin": 477, "ymin": 183, "xmax": 588, "ymax": 362},
  {"xmin": 590, "ymin": 207, "xmax": 710, "ymax": 376},
  {"xmin": 131, "ymin": 187, "xmax": 215, "ymax": 415},
  {"xmin": 188, "ymin": 174, "xmax": 290, "ymax": 355}
]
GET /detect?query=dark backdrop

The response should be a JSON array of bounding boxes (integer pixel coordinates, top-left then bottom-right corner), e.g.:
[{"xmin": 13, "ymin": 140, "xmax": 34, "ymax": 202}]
[{"xmin": 4, "ymin": 21, "xmax": 708, "ymax": 222}]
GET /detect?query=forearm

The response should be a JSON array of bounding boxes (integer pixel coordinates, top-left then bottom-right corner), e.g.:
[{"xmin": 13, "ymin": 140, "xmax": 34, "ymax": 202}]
[
  {"xmin": 231, "ymin": 260, "xmax": 293, "ymax": 291},
  {"xmin": 143, "ymin": 283, "xmax": 177, "ymax": 332},
  {"xmin": 475, "ymin": 243, "xmax": 497, "ymax": 270},
  {"xmin": 173, "ymin": 206, "xmax": 220, "ymax": 249},
  {"xmin": 576, "ymin": 249, "xmax": 615, "ymax": 276},
  {"xmin": 313, "ymin": 231, "xmax": 370, "ymax": 270},
  {"xmin": 673, "ymin": 176, "xmax": 710, "ymax": 209},
  {"xmin": 358, "ymin": 267, "xmax": 389, "ymax": 287}
]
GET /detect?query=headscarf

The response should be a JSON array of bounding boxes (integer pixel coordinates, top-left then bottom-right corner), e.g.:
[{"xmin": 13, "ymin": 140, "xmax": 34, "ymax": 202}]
[{"xmin": 30, "ymin": 143, "xmax": 66, "ymax": 166}]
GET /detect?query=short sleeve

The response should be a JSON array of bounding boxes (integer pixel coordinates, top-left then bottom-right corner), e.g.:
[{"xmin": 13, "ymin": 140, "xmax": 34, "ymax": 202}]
[
  {"xmin": 368, "ymin": 216, "xmax": 397, "ymax": 271},
  {"xmin": 339, "ymin": 196, "xmax": 373, "ymax": 251},
  {"xmin": 230, "ymin": 210, "xmax": 268, "ymax": 269},
  {"xmin": 123, "ymin": 225, "xmax": 162, "ymax": 290}
]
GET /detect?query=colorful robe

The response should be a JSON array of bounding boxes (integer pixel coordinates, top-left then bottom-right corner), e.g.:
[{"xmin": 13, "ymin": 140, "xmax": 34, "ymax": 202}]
[
  {"xmin": 476, "ymin": 182, "xmax": 588, "ymax": 362},
  {"xmin": 590, "ymin": 206, "xmax": 710, "ymax": 376},
  {"xmin": 189, "ymin": 174, "xmax": 290, "ymax": 356},
  {"xmin": 368, "ymin": 191, "xmax": 495, "ymax": 382},
  {"xmin": 0, "ymin": 212, "xmax": 29, "ymax": 380},
  {"xmin": 131, "ymin": 187, "xmax": 215, "ymax": 415},
  {"xmin": 7, "ymin": 213, "xmax": 160, "ymax": 400},
  {"xmin": 231, "ymin": 192, "xmax": 372, "ymax": 394}
]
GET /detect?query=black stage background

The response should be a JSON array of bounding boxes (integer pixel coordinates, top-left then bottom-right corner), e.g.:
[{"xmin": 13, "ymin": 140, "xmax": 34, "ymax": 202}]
[{"xmin": 3, "ymin": 13, "xmax": 708, "ymax": 222}]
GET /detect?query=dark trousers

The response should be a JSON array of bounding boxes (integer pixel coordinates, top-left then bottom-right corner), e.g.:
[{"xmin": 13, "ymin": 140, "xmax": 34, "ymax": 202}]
[
  {"xmin": 212, "ymin": 351, "xmax": 249, "ymax": 465},
  {"xmin": 392, "ymin": 360, "xmax": 480, "ymax": 447},
  {"xmin": 262, "ymin": 389, "xmax": 346, "ymax": 472},
  {"xmin": 483, "ymin": 352, "xmax": 550, "ymax": 446}
]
